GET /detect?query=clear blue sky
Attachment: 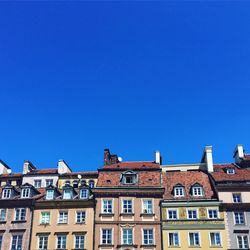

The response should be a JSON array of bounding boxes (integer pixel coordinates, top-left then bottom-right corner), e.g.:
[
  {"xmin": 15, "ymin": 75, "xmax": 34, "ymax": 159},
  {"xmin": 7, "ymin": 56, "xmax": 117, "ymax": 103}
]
[{"xmin": 0, "ymin": 1, "xmax": 250, "ymax": 172}]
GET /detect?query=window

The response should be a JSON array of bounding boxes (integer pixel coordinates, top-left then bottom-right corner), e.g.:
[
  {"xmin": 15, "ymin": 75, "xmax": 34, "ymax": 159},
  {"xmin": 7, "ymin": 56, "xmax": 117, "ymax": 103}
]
[
  {"xmin": 34, "ymin": 180, "xmax": 42, "ymax": 188},
  {"xmin": 75, "ymin": 235, "xmax": 85, "ymax": 249},
  {"xmin": 57, "ymin": 235, "xmax": 67, "ymax": 249},
  {"xmin": 210, "ymin": 232, "xmax": 221, "ymax": 247},
  {"xmin": 76, "ymin": 211, "xmax": 86, "ymax": 223},
  {"xmin": 168, "ymin": 210, "xmax": 178, "ymax": 220},
  {"xmin": 143, "ymin": 229, "xmax": 154, "ymax": 245},
  {"xmin": 142, "ymin": 199, "xmax": 153, "ymax": 214},
  {"xmin": 123, "ymin": 228, "xmax": 133, "ymax": 245},
  {"xmin": 237, "ymin": 235, "xmax": 249, "ymax": 249},
  {"xmin": 174, "ymin": 186, "xmax": 184, "ymax": 197},
  {"xmin": 63, "ymin": 189, "xmax": 72, "ymax": 200},
  {"xmin": 58, "ymin": 211, "xmax": 68, "ymax": 224},
  {"xmin": 73, "ymin": 180, "xmax": 78, "ymax": 188},
  {"xmin": 169, "ymin": 233, "xmax": 179, "ymax": 247},
  {"xmin": 21, "ymin": 188, "xmax": 30, "ymax": 198},
  {"xmin": 233, "ymin": 193, "xmax": 242, "ymax": 203},
  {"xmin": 234, "ymin": 212, "xmax": 245, "ymax": 225},
  {"xmin": 226, "ymin": 168, "xmax": 235, "ymax": 174},
  {"xmin": 191, "ymin": 185, "xmax": 203, "ymax": 196},
  {"xmin": 38, "ymin": 235, "xmax": 48, "ymax": 250},
  {"xmin": 189, "ymin": 232, "xmax": 200, "ymax": 246},
  {"xmin": 0, "ymin": 209, "xmax": 6, "ymax": 221},
  {"xmin": 40, "ymin": 212, "xmax": 50, "ymax": 224},
  {"xmin": 2, "ymin": 188, "xmax": 11, "ymax": 199},
  {"xmin": 15, "ymin": 208, "xmax": 26, "ymax": 221},
  {"xmin": 79, "ymin": 189, "xmax": 88, "ymax": 199},
  {"xmin": 89, "ymin": 180, "xmax": 95, "ymax": 188},
  {"xmin": 11, "ymin": 234, "xmax": 23, "ymax": 250},
  {"xmin": 121, "ymin": 171, "xmax": 137, "ymax": 184},
  {"xmin": 45, "ymin": 179, "xmax": 53, "ymax": 187},
  {"xmin": 46, "ymin": 190, "xmax": 54, "ymax": 200},
  {"xmin": 102, "ymin": 199, "xmax": 113, "ymax": 214},
  {"xmin": 187, "ymin": 209, "xmax": 198, "ymax": 219},
  {"xmin": 0, "ymin": 235, "xmax": 2, "ymax": 249},
  {"xmin": 122, "ymin": 200, "xmax": 133, "ymax": 214},
  {"xmin": 102, "ymin": 229, "xmax": 112, "ymax": 245},
  {"xmin": 208, "ymin": 209, "xmax": 218, "ymax": 219}
]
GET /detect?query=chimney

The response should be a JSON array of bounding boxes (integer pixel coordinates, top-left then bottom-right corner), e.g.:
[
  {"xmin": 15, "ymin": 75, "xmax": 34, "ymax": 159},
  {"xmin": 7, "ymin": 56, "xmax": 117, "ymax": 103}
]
[
  {"xmin": 233, "ymin": 144, "xmax": 244, "ymax": 164},
  {"xmin": 155, "ymin": 150, "xmax": 162, "ymax": 164},
  {"xmin": 58, "ymin": 160, "xmax": 72, "ymax": 175},
  {"xmin": 201, "ymin": 146, "xmax": 213, "ymax": 172},
  {"xmin": 0, "ymin": 160, "xmax": 12, "ymax": 175},
  {"xmin": 104, "ymin": 149, "xmax": 119, "ymax": 166},
  {"xmin": 23, "ymin": 160, "xmax": 36, "ymax": 174}
]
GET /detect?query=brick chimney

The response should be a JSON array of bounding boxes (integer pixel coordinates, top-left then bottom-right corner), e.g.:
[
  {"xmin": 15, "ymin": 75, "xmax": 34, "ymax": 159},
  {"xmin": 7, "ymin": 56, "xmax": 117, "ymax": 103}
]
[{"xmin": 104, "ymin": 149, "xmax": 119, "ymax": 166}]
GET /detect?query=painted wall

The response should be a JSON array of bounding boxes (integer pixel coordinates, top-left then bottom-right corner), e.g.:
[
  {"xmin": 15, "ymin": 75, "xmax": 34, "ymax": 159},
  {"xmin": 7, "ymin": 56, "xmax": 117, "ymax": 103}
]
[
  {"xmin": 219, "ymin": 191, "xmax": 250, "ymax": 203},
  {"xmin": 22, "ymin": 175, "xmax": 58, "ymax": 187}
]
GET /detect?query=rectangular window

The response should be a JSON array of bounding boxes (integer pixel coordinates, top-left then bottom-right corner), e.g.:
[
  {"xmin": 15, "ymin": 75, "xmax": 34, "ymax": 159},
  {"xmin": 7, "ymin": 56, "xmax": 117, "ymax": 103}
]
[
  {"xmin": 102, "ymin": 199, "xmax": 113, "ymax": 214},
  {"xmin": 2, "ymin": 189, "xmax": 11, "ymax": 198},
  {"xmin": 63, "ymin": 189, "xmax": 72, "ymax": 200},
  {"xmin": 192, "ymin": 187, "xmax": 203, "ymax": 196},
  {"xmin": 40, "ymin": 212, "xmax": 50, "ymax": 224},
  {"xmin": 79, "ymin": 189, "xmax": 88, "ymax": 199},
  {"xmin": 123, "ymin": 200, "xmax": 133, "ymax": 213},
  {"xmin": 0, "ymin": 235, "xmax": 2, "ymax": 249},
  {"xmin": 15, "ymin": 208, "xmax": 26, "ymax": 221},
  {"xmin": 208, "ymin": 209, "xmax": 218, "ymax": 219},
  {"xmin": 46, "ymin": 190, "xmax": 54, "ymax": 200},
  {"xmin": 21, "ymin": 188, "xmax": 30, "ymax": 198},
  {"xmin": 45, "ymin": 179, "xmax": 53, "ymax": 187},
  {"xmin": 143, "ymin": 229, "xmax": 154, "ymax": 245},
  {"xmin": 58, "ymin": 211, "xmax": 68, "ymax": 224},
  {"xmin": 174, "ymin": 187, "xmax": 184, "ymax": 197},
  {"xmin": 34, "ymin": 180, "xmax": 42, "ymax": 188},
  {"xmin": 237, "ymin": 235, "xmax": 249, "ymax": 249},
  {"xmin": 227, "ymin": 168, "xmax": 235, "ymax": 174},
  {"xmin": 189, "ymin": 232, "xmax": 200, "ymax": 246},
  {"xmin": 57, "ymin": 235, "xmax": 67, "ymax": 249},
  {"xmin": 123, "ymin": 228, "xmax": 133, "ymax": 245},
  {"xmin": 11, "ymin": 234, "xmax": 23, "ymax": 250},
  {"xmin": 38, "ymin": 235, "xmax": 48, "ymax": 249},
  {"xmin": 142, "ymin": 199, "xmax": 153, "ymax": 214},
  {"xmin": 234, "ymin": 212, "xmax": 245, "ymax": 225},
  {"xmin": 76, "ymin": 211, "xmax": 86, "ymax": 223},
  {"xmin": 75, "ymin": 235, "xmax": 85, "ymax": 249},
  {"xmin": 168, "ymin": 210, "xmax": 178, "ymax": 220},
  {"xmin": 233, "ymin": 193, "xmax": 242, "ymax": 203},
  {"xmin": 102, "ymin": 229, "xmax": 112, "ymax": 245},
  {"xmin": 169, "ymin": 233, "xmax": 179, "ymax": 246},
  {"xmin": 210, "ymin": 232, "xmax": 221, "ymax": 247},
  {"xmin": 0, "ymin": 209, "xmax": 6, "ymax": 221},
  {"xmin": 187, "ymin": 209, "xmax": 197, "ymax": 219}
]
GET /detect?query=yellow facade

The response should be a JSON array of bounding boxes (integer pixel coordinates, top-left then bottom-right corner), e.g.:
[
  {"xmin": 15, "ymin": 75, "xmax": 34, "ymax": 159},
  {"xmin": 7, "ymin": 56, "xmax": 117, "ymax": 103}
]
[{"xmin": 58, "ymin": 176, "xmax": 97, "ymax": 189}]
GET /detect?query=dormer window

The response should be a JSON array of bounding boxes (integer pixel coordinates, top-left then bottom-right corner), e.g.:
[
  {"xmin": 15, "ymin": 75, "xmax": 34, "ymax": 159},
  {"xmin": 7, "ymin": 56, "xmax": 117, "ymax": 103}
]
[
  {"xmin": 120, "ymin": 171, "xmax": 138, "ymax": 185},
  {"xmin": 191, "ymin": 184, "xmax": 204, "ymax": 197},
  {"xmin": 89, "ymin": 180, "xmax": 95, "ymax": 189},
  {"xmin": 79, "ymin": 189, "xmax": 89, "ymax": 199},
  {"xmin": 2, "ymin": 189, "xmax": 11, "ymax": 199},
  {"xmin": 63, "ymin": 189, "xmax": 73, "ymax": 200},
  {"xmin": 46, "ymin": 189, "xmax": 54, "ymax": 200},
  {"xmin": 73, "ymin": 180, "xmax": 78, "ymax": 188},
  {"xmin": 173, "ymin": 185, "xmax": 185, "ymax": 197},
  {"xmin": 226, "ymin": 168, "xmax": 235, "ymax": 174},
  {"xmin": 21, "ymin": 188, "xmax": 30, "ymax": 198}
]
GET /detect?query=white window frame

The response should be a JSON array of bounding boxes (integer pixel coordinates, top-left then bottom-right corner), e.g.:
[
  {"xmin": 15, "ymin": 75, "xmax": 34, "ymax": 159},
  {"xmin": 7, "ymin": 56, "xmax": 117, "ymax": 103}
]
[
  {"xmin": 34, "ymin": 180, "xmax": 42, "ymax": 188},
  {"xmin": 58, "ymin": 211, "xmax": 68, "ymax": 224},
  {"xmin": 56, "ymin": 234, "xmax": 67, "ymax": 249},
  {"xmin": 79, "ymin": 189, "xmax": 89, "ymax": 199},
  {"xmin": 209, "ymin": 232, "xmax": 222, "ymax": 247},
  {"xmin": 21, "ymin": 188, "xmax": 30, "ymax": 198},
  {"xmin": 0, "ymin": 209, "xmax": 6, "ymax": 221},
  {"xmin": 233, "ymin": 193, "xmax": 242, "ymax": 203},
  {"xmin": 122, "ymin": 228, "xmax": 133, "ymax": 245},
  {"xmin": 168, "ymin": 232, "xmax": 180, "ymax": 247},
  {"xmin": 207, "ymin": 208, "xmax": 219, "ymax": 219},
  {"xmin": 174, "ymin": 186, "xmax": 185, "ymax": 197},
  {"xmin": 101, "ymin": 228, "xmax": 112, "ymax": 245},
  {"xmin": 122, "ymin": 199, "xmax": 133, "ymax": 214},
  {"xmin": 11, "ymin": 234, "xmax": 23, "ymax": 250},
  {"xmin": 234, "ymin": 211, "xmax": 245, "ymax": 225},
  {"xmin": 237, "ymin": 234, "xmax": 249, "ymax": 249},
  {"xmin": 40, "ymin": 211, "xmax": 50, "ymax": 224},
  {"xmin": 75, "ymin": 211, "xmax": 86, "ymax": 224},
  {"xmin": 88, "ymin": 180, "xmax": 95, "ymax": 188},
  {"xmin": 74, "ymin": 234, "xmax": 85, "ymax": 249},
  {"xmin": 15, "ymin": 208, "xmax": 26, "ymax": 221},
  {"xmin": 63, "ymin": 189, "xmax": 73, "ymax": 200},
  {"xmin": 226, "ymin": 168, "xmax": 235, "ymax": 174},
  {"xmin": 187, "ymin": 209, "xmax": 198, "ymax": 219},
  {"xmin": 45, "ymin": 179, "xmax": 53, "ymax": 187},
  {"xmin": 46, "ymin": 189, "xmax": 54, "ymax": 200},
  {"xmin": 142, "ymin": 228, "xmax": 154, "ymax": 245},
  {"xmin": 102, "ymin": 199, "xmax": 113, "ymax": 214},
  {"xmin": 2, "ymin": 188, "xmax": 11, "ymax": 199},
  {"xmin": 188, "ymin": 232, "xmax": 200, "ymax": 247},
  {"xmin": 167, "ymin": 209, "xmax": 178, "ymax": 220},
  {"xmin": 191, "ymin": 186, "xmax": 203, "ymax": 196},
  {"xmin": 142, "ymin": 199, "xmax": 153, "ymax": 214},
  {"xmin": 37, "ymin": 234, "xmax": 49, "ymax": 250}
]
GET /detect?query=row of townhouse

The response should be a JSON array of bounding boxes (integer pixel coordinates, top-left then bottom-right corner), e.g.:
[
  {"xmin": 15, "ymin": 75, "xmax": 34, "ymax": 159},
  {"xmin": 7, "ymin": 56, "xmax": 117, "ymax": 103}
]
[{"xmin": 0, "ymin": 144, "xmax": 250, "ymax": 250}]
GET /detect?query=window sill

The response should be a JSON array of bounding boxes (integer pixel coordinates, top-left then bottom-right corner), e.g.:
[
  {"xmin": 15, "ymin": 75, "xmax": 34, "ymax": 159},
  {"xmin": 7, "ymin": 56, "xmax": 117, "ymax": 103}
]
[
  {"xmin": 40, "ymin": 223, "xmax": 50, "ymax": 226},
  {"xmin": 140, "ymin": 213, "xmax": 155, "ymax": 217},
  {"xmin": 99, "ymin": 213, "xmax": 114, "ymax": 217},
  {"xmin": 0, "ymin": 221, "xmax": 6, "ymax": 224},
  {"xmin": 117, "ymin": 244, "xmax": 138, "ymax": 248},
  {"xmin": 75, "ymin": 222, "xmax": 86, "ymax": 225},
  {"xmin": 120, "ymin": 213, "xmax": 135, "ymax": 216},
  {"xmin": 140, "ymin": 245, "xmax": 156, "ymax": 248},
  {"xmin": 98, "ymin": 244, "xmax": 114, "ymax": 247},
  {"xmin": 11, "ymin": 220, "xmax": 27, "ymax": 223},
  {"xmin": 57, "ymin": 223, "xmax": 68, "ymax": 225}
]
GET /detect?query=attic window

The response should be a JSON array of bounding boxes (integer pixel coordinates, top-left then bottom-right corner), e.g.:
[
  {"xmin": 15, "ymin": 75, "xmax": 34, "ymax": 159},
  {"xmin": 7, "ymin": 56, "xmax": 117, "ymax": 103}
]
[
  {"xmin": 226, "ymin": 168, "xmax": 235, "ymax": 175},
  {"xmin": 89, "ymin": 180, "xmax": 95, "ymax": 188},
  {"xmin": 106, "ymin": 180, "xmax": 111, "ymax": 184},
  {"xmin": 2, "ymin": 188, "xmax": 11, "ymax": 199},
  {"xmin": 46, "ymin": 189, "xmax": 54, "ymax": 200},
  {"xmin": 63, "ymin": 189, "xmax": 73, "ymax": 200},
  {"xmin": 173, "ymin": 185, "xmax": 185, "ymax": 197},
  {"xmin": 121, "ymin": 171, "xmax": 138, "ymax": 185},
  {"xmin": 21, "ymin": 188, "xmax": 30, "ymax": 198},
  {"xmin": 191, "ymin": 184, "xmax": 204, "ymax": 197},
  {"xmin": 73, "ymin": 180, "xmax": 78, "ymax": 188}
]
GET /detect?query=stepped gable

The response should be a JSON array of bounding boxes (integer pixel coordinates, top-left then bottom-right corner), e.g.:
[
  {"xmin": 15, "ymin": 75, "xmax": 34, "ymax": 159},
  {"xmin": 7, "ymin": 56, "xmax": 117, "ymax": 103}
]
[{"xmin": 163, "ymin": 170, "xmax": 216, "ymax": 200}]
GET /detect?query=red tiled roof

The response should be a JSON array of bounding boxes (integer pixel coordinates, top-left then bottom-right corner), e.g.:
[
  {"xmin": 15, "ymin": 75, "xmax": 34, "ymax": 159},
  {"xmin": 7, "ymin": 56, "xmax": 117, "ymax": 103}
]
[
  {"xmin": 28, "ymin": 169, "xmax": 58, "ymax": 174},
  {"xmin": 97, "ymin": 171, "xmax": 161, "ymax": 187},
  {"xmin": 0, "ymin": 173, "xmax": 22, "ymax": 178},
  {"xmin": 163, "ymin": 171, "xmax": 216, "ymax": 200},
  {"xmin": 211, "ymin": 164, "xmax": 250, "ymax": 182},
  {"xmin": 103, "ymin": 161, "xmax": 160, "ymax": 169}
]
